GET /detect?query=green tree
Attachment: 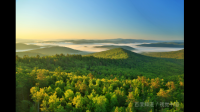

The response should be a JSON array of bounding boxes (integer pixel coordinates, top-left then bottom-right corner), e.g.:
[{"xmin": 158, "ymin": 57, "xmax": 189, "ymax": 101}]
[
  {"xmin": 125, "ymin": 102, "xmax": 135, "ymax": 112},
  {"xmin": 64, "ymin": 89, "xmax": 74, "ymax": 102},
  {"xmin": 110, "ymin": 94, "xmax": 119, "ymax": 108},
  {"xmin": 92, "ymin": 95, "xmax": 109, "ymax": 112},
  {"xmin": 126, "ymin": 92, "xmax": 136, "ymax": 106},
  {"xmin": 72, "ymin": 95, "xmax": 85, "ymax": 110},
  {"xmin": 40, "ymin": 100, "xmax": 49, "ymax": 112},
  {"xmin": 48, "ymin": 92, "xmax": 61, "ymax": 111},
  {"xmin": 54, "ymin": 104, "xmax": 67, "ymax": 112},
  {"xmin": 65, "ymin": 103, "xmax": 73, "ymax": 112},
  {"xmin": 55, "ymin": 87, "xmax": 64, "ymax": 98},
  {"xmin": 21, "ymin": 100, "xmax": 32, "ymax": 112},
  {"xmin": 55, "ymin": 80, "xmax": 65, "ymax": 90},
  {"xmin": 45, "ymin": 86, "xmax": 54, "ymax": 96},
  {"xmin": 36, "ymin": 69, "xmax": 49, "ymax": 88},
  {"xmin": 103, "ymin": 86, "xmax": 108, "ymax": 94},
  {"xmin": 30, "ymin": 87, "xmax": 46, "ymax": 112}
]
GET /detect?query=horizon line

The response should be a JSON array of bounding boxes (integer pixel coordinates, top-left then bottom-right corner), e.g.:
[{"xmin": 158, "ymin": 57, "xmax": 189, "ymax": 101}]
[{"xmin": 16, "ymin": 38, "xmax": 184, "ymax": 41}]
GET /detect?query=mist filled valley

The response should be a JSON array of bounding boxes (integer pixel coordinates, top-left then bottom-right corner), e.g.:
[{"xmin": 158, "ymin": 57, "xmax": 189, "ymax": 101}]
[
  {"xmin": 16, "ymin": 39, "xmax": 184, "ymax": 112},
  {"xmin": 16, "ymin": 39, "xmax": 184, "ymax": 57}
]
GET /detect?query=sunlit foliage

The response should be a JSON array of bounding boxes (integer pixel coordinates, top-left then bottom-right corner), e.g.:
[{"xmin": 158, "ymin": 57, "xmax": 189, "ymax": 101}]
[{"xmin": 16, "ymin": 49, "xmax": 184, "ymax": 112}]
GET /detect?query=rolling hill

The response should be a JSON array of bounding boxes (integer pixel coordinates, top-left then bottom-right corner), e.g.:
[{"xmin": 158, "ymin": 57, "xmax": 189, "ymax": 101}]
[
  {"xmin": 85, "ymin": 48, "xmax": 134, "ymax": 59},
  {"xmin": 16, "ymin": 43, "xmax": 42, "ymax": 50},
  {"xmin": 17, "ymin": 48, "xmax": 184, "ymax": 79},
  {"xmin": 93, "ymin": 45, "xmax": 135, "ymax": 51},
  {"xmin": 16, "ymin": 47, "xmax": 184, "ymax": 80},
  {"xmin": 84, "ymin": 48, "xmax": 183, "ymax": 77},
  {"xmin": 16, "ymin": 38, "xmax": 43, "ymax": 43},
  {"xmin": 16, "ymin": 52, "xmax": 47, "ymax": 58},
  {"xmin": 22, "ymin": 46, "xmax": 92, "ymax": 56},
  {"xmin": 141, "ymin": 49, "xmax": 184, "ymax": 59}
]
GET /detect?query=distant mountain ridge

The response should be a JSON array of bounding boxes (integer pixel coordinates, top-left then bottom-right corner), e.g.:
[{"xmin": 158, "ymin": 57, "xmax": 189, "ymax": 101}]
[
  {"xmin": 38, "ymin": 38, "xmax": 184, "ymax": 44},
  {"xmin": 141, "ymin": 49, "xmax": 184, "ymax": 59},
  {"xmin": 16, "ymin": 38, "xmax": 43, "ymax": 43},
  {"xmin": 18, "ymin": 46, "xmax": 92, "ymax": 57},
  {"xmin": 137, "ymin": 42, "xmax": 184, "ymax": 48},
  {"xmin": 93, "ymin": 45, "xmax": 135, "ymax": 51},
  {"xmin": 16, "ymin": 43, "xmax": 42, "ymax": 50}
]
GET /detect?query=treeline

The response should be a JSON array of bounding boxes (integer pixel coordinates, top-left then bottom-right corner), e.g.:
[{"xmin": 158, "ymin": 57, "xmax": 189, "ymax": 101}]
[{"xmin": 16, "ymin": 48, "xmax": 183, "ymax": 81}]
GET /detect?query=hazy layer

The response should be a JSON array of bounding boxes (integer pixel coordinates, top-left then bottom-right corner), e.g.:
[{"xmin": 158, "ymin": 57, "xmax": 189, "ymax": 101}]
[
  {"xmin": 16, "ymin": 47, "xmax": 45, "ymax": 52},
  {"xmin": 132, "ymin": 47, "xmax": 184, "ymax": 53},
  {"xmin": 18, "ymin": 42, "xmax": 183, "ymax": 53}
]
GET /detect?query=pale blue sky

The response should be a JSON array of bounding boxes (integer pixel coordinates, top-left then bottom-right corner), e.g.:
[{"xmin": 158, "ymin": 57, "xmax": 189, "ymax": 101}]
[{"xmin": 16, "ymin": 0, "xmax": 184, "ymax": 40}]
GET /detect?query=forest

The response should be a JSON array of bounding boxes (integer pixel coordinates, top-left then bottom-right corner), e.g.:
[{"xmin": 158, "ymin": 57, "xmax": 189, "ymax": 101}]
[{"xmin": 16, "ymin": 48, "xmax": 184, "ymax": 112}]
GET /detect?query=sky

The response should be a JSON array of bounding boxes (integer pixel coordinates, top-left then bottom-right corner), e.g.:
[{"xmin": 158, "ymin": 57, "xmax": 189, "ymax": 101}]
[{"xmin": 16, "ymin": 0, "xmax": 184, "ymax": 41}]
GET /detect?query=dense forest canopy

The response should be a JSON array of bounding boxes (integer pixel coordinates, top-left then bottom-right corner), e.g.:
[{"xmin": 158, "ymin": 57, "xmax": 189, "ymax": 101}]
[{"xmin": 16, "ymin": 48, "xmax": 184, "ymax": 112}]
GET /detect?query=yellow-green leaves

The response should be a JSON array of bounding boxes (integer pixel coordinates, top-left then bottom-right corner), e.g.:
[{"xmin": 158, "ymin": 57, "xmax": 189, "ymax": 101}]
[
  {"xmin": 134, "ymin": 87, "xmax": 140, "ymax": 98},
  {"xmin": 48, "ymin": 92, "xmax": 60, "ymax": 111},
  {"xmin": 110, "ymin": 94, "xmax": 119, "ymax": 108},
  {"xmin": 157, "ymin": 88, "xmax": 170, "ymax": 98},
  {"xmin": 92, "ymin": 95, "xmax": 108, "ymax": 112},
  {"xmin": 79, "ymin": 83, "xmax": 88, "ymax": 94},
  {"xmin": 103, "ymin": 86, "xmax": 108, "ymax": 94},
  {"xmin": 55, "ymin": 80, "xmax": 65, "ymax": 90},
  {"xmin": 72, "ymin": 95, "xmax": 83, "ymax": 108},
  {"xmin": 151, "ymin": 77, "xmax": 160, "ymax": 89},
  {"xmin": 127, "ymin": 92, "xmax": 136, "ymax": 104},
  {"xmin": 40, "ymin": 100, "xmax": 49, "ymax": 112},
  {"xmin": 165, "ymin": 81, "xmax": 176, "ymax": 91},
  {"xmin": 64, "ymin": 89, "xmax": 74, "ymax": 102},
  {"xmin": 30, "ymin": 87, "xmax": 40, "ymax": 102},
  {"xmin": 55, "ymin": 87, "xmax": 63, "ymax": 98}
]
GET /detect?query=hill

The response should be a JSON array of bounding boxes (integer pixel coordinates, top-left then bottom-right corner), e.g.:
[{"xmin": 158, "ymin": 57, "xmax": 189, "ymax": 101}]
[
  {"xmin": 16, "ymin": 52, "xmax": 47, "ymax": 58},
  {"xmin": 141, "ymin": 49, "xmax": 184, "ymax": 59},
  {"xmin": 23, "ymin": 46, "xmax": 92, "ymax": 56},
  {"xmin": 16, "ymin": 43, "xmax": 42, "ymax": 50},
  {"xmin": 17, "ymin": 48, "xmax": 184, "ymax": 79},
  {"xmin": 85, "ymin": 48, "xmax": 143, "ymax": 59},
  {"xmin": 137, "ymin": 42, "xmax": 184, "ymax": 48},
  {"xmin": 84, "ymin": 48, "xmax": 130, "ymax": 59},
  {"xmin": 84, "ymin": 48, "xmax": 183, "ymax": 77},
  {"xmin": 16, "ymin": 38, "xmax": 42, "ymax": 43},
  {"xmin": 93, "ymin": 45, "xmax": 135, "ymax": 51}
]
